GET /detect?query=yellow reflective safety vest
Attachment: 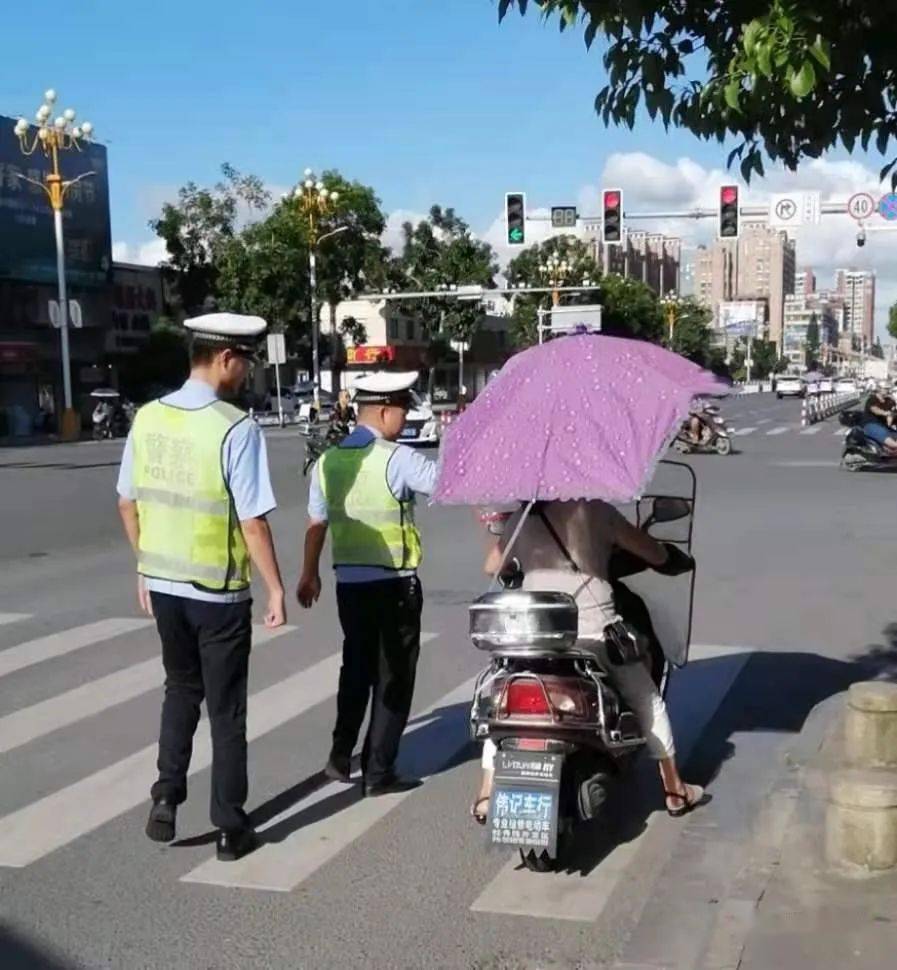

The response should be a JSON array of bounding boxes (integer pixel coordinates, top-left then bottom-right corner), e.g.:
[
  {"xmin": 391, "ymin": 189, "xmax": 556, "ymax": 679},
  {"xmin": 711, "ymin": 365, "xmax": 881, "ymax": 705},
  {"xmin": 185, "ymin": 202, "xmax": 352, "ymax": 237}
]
[
  {"xmin": 131, "ymin": 399, "xmax": 250, "ymax": 591},
  {"xmin": 319, "ymin": 438, "xmax": 422, "ymax": 571}
]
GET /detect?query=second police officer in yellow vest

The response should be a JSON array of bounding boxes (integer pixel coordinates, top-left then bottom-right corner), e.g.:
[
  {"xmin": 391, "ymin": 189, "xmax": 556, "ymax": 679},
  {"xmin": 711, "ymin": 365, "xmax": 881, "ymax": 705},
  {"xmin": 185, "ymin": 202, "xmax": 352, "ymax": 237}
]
[
  {"xmin": 116, "ymin": 313, "xmax": 287, "ymax": 862},
  {"xmin": 298, "ymin": 372, "xmax": 438, "ymax": 795}
]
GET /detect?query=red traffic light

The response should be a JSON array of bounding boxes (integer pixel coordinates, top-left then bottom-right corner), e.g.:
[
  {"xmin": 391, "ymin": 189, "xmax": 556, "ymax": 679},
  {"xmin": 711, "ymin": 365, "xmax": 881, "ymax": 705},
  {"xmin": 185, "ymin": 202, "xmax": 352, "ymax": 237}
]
[
  {"xmin": 720, "ymin": 186, "xmax": 738, "ymax": 205},
  {"xmin": 604, "ymin": 190, "xmax": 621, "ymax": 209}
]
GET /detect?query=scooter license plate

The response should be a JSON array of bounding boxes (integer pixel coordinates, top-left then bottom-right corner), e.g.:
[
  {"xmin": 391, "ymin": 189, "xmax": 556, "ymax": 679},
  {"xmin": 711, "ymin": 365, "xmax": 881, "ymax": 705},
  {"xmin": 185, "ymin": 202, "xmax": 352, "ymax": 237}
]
[{"xmin": 487, "ymin": 750, "xmax": 562, "ymax": 855}]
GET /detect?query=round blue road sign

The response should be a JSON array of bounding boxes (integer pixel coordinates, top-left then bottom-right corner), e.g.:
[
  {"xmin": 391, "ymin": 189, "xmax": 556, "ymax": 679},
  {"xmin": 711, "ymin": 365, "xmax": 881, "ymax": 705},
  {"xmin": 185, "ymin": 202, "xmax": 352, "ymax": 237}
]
[{"xmin": 878, "ymin": 192, "xmax": 897, "ymax": 220}]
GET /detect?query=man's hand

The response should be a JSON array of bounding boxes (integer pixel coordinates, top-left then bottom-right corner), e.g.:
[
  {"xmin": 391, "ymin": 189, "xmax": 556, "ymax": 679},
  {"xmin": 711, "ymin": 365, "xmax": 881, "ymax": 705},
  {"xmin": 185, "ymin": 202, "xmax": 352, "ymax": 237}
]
[
  {"xmin": 297, "ymin": 573, "xmax": 321, "ymax": 609},
  {"xmin": 137, "ymin": 575, "xmax": 153, "ymax": 617},
  {"xmin": 264, "ymin": 589, "xmax": 287, "ymax": 629}
]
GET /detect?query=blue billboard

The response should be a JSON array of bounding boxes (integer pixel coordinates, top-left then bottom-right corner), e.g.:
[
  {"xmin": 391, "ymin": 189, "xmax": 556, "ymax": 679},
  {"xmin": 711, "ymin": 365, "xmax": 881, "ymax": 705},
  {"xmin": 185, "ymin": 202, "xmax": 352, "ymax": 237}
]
[{"xmin": 0, "ymin": 115, "xmax": 112, "ymax": 288}]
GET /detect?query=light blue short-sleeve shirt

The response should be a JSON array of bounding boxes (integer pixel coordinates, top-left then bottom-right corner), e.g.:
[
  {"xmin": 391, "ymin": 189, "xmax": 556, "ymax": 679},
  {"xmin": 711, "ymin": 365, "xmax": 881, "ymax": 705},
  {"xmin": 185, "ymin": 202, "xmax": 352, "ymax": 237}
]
[
  {"xmin": 117, "ymin": 379, "xmax": 276, "ymax": 603},
  {"xmin": 308, "ymin": 424, "xmax": 438, "ymax": 584}
]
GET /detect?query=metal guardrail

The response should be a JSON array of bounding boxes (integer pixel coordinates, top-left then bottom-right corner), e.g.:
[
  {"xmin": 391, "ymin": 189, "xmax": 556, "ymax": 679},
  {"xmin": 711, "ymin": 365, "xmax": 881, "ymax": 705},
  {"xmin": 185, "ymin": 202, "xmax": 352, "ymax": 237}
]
[{"xmin": 801, "ymin": 392, "xmax": 860, "ymax": 427}]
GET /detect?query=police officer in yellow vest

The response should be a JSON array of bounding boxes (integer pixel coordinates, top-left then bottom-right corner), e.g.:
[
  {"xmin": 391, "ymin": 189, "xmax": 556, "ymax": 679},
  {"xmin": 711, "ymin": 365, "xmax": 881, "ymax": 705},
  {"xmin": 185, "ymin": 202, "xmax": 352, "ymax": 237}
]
[
  {"xmin": 298, "ymin": 372, "xmax": 437, "ymax": 796},
  {"xmin": 116, "ymin": 313, "xmax": 286, "ymax": 862}
]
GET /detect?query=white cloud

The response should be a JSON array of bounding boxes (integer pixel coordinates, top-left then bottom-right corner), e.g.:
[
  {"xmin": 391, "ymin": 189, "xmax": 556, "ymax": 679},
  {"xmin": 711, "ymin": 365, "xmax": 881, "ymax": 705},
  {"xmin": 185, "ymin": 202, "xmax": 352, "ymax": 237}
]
[
  {"xmin": 380, "ymin": 209, "xmax": 431, "ymax": 255},
  {"xmin": 561, "ymin": 151, "xmax": 897, "ymax": 339},
  {"xmin": 112, "ymin": 237, "xmax": 168, "ymax": 267}
]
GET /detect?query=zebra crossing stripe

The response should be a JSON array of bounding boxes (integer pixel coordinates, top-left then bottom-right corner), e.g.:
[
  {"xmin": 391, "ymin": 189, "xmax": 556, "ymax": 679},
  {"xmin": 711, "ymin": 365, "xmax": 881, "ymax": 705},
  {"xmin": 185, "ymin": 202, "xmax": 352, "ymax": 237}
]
[
  {"xmin": 799, "ymin": 426, "xmax": 822, "ymax": 435},
  {"xmin": 0, "ymin": 624, "xmax": 296, "ymax": 757},
  {"xmin": 765, "ymin": 426, "xmax": 790, "ymax": 436},
  {"xmin": 0, "ymin": 613, "xmax": 31, "ymax": 627},
  {"xmin": 180, "ymin": 675, "xmax": 478, "ymax": 892},
  {"xmin": 733, "ymin": 428, "xmax": 756, "ymax": 437},
  {"xmin": 0, "ymin": 618, "xmax": 154, "ymax": 679},
  {"xmin": 0, "ymin": 650, "xmax": 343, "ymax": 867}
]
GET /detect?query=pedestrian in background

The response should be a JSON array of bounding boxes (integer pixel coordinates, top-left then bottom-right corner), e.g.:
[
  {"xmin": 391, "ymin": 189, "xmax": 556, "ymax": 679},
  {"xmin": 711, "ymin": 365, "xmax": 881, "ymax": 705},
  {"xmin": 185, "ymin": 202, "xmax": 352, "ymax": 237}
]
[
  {"xmin": 297, "ymin": 371, "xmax": 437, "ymax": 796},
  {"xmin": 116, "ymin": 313, "xmax": 287, "ymax": 862}
]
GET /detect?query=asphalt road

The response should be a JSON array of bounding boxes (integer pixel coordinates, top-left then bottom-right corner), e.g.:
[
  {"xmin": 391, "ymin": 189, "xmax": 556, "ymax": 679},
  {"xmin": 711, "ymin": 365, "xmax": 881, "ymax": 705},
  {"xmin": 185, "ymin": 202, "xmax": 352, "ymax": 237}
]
[{"xmin": 1, "ymin": 393, "xmax": 895, "ymax": 970}]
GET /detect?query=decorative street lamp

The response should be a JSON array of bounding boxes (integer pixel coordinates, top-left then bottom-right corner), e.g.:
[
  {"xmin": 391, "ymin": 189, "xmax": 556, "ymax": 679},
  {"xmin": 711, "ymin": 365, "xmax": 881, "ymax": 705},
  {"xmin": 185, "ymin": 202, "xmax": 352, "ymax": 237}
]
[
  {"xmin": 661, "ymin": 292, "xmax": 683, "ymax": 344},
  {"xmin": 291, "ymin": 169, "xmax": 344, "ymax": 407},
  {"xmin": 14, "ymin": 89, "xmax": 95, "ymax": 440},
  {"xmin": 539, "ymin": 253, "xmax": 574, "ymax": 306}
]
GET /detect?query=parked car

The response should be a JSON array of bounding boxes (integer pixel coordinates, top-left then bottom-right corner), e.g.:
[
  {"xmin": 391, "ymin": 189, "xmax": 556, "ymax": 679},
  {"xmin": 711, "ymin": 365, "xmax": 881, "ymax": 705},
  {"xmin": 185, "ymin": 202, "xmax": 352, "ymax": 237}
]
[
  {"xmin": 776, "ymin": 375, "xmax": 804, "ymax": 399},
  {"xmin": 835, "ymin": 378, "xmax": 858, "ymax": 395},
  {"xmin": 818, "ymin": 377, "xmax": 834, "ymax": 394},
  {"xmin": 396, "ymin": 390, "xmax": 439, "ymax": 446}
]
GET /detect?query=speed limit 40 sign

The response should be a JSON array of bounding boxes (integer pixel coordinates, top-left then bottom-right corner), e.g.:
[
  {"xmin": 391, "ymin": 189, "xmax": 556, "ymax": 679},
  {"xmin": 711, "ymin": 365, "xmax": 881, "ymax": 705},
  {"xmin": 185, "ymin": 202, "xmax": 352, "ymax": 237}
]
[{"xmin": 847, "ymin": 192, "xmax": 876, "ymax": 221}]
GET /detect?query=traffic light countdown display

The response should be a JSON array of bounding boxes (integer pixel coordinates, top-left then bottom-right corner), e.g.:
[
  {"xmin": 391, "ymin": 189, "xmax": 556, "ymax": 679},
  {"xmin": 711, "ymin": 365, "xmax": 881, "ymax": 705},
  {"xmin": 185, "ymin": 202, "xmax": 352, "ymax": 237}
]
[
  {"xmin": 602, "ymin": 189, "xmax": 623, "ymax": 243},
  {"xmin": 505, "ymin": 192, "xmax": 526, "ymax": 246},
  {"xmin": 719, "ymin": 185, "xmax": 740, "ymax": 239}
]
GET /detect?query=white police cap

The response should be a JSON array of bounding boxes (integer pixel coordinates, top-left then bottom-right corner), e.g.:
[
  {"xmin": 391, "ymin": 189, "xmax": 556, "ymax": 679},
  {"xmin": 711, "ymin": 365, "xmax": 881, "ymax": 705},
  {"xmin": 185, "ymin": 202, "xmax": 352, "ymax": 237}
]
[
  {"xmin": 184, "ymin": 313, "xmax": 267, "ymax": 355},
  {"xmin": 352, "ymin": 370, "xmax": 419, "ymax": 405}
]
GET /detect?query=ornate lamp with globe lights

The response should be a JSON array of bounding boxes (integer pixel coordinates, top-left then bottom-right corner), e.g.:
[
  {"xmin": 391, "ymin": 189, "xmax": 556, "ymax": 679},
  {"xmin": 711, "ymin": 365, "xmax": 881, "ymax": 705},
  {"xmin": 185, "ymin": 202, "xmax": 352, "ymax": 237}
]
[
  {"xmin": 289, "ymin": 169, "xmax": 346, "ymax": 408},
  {"xmin": 13, "ymin": 89, "xmax": 96, "ymax": 440},
  {"xmin": 661, "ymin": 292, "xmax": 684, "ymax": 345}
]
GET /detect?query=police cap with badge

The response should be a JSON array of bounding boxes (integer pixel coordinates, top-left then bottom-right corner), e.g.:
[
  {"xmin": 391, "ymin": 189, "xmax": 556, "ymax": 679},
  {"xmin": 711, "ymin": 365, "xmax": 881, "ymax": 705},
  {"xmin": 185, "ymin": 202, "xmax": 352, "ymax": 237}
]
[
  {"xmin": 185, "ymin": 312, "xmax": 268, "ymax": 358},
  {"xmin": 352, "ymin": 371, "xmax": 418, "ymax": 408}
]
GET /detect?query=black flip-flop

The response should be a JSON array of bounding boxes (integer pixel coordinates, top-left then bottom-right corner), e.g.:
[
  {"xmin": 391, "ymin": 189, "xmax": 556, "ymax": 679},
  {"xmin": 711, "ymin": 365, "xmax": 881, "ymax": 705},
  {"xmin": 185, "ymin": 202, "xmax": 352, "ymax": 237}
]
[
  {"xmin": 664, "ymin": 785, "xmax": 705, "ymax": 818},
  {"xmin": 470, "ymin": 797, "xmax": 489, "ymax": 825}
]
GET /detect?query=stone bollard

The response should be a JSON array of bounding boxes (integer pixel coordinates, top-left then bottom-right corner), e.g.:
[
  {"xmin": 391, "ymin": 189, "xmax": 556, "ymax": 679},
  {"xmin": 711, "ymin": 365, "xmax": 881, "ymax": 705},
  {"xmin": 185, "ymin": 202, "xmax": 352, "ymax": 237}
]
[
  {"xmin": 845, "ymin": 681, "xmax": 897, "ymax": 768},
  {"xmin": 826, "ymin": 769, "xmax": 897, "ymax": 870}
]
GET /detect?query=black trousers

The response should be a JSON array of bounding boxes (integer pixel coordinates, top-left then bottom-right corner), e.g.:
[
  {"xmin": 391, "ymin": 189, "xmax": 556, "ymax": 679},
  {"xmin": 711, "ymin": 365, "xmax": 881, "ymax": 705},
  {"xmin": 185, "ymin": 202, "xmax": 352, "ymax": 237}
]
[
  {"xmin": 150, "ymin": 592, "xmax": 252, "ymax": 832},
  {"xmin": 332, "ymin": 576, "xmax": 423, "ymax": 785}
]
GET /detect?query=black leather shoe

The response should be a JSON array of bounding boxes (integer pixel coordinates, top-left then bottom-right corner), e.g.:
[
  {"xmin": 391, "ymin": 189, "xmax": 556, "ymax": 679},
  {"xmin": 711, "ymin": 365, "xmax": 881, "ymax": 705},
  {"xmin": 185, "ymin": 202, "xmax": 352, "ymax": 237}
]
[
  {"xmin": 324, "ymin": 753, "xmax": 352, "ymax": 784},
  {"xmin": 216, "ymin": 828, "xmax": 259, "ymax": 862},
  {"xmin": 145, "ymin": 799, "xmax": 177, "ymax": 843},
  {"xmin": 364, "ymin": 775, "xmax": 423, "ymax": 797}
]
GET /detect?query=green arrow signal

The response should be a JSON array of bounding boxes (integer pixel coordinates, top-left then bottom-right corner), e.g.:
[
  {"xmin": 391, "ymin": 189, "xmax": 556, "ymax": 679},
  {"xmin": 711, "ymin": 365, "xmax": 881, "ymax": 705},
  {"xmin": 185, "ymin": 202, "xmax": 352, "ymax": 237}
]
[{"xmin": 508, "ymin": 227, "xmax": 524, "ymax": 243}]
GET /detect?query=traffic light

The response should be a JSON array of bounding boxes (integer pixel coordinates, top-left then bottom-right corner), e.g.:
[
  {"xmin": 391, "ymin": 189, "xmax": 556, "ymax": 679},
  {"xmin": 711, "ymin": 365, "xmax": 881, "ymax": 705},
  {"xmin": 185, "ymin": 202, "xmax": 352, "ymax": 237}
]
[
  {"xmin": 505, "ymin": 192, "xmax": 526, "ymax": 246},
  {"xmin": 602, "ymin": 189, "xmax": 623, "ymax": 243},
  {"xmin": 718, "ymin": 185, "xmax": 740, "ymax": 239}
]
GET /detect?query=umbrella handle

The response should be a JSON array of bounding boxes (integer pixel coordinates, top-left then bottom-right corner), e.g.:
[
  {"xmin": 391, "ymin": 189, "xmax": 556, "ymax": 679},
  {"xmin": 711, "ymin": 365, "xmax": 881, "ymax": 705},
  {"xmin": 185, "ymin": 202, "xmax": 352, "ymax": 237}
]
[{"xmin": 487, "ymin": 500, "xmax": 536, "ymax": 591}]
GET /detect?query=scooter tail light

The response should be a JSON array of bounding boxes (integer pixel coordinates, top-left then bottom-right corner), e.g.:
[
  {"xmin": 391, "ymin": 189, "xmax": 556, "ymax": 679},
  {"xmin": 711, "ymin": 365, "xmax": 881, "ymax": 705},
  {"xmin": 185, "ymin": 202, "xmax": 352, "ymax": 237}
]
[{"xmin": 505, "ymin": 681, "xmax": 551, "ymax": 715}]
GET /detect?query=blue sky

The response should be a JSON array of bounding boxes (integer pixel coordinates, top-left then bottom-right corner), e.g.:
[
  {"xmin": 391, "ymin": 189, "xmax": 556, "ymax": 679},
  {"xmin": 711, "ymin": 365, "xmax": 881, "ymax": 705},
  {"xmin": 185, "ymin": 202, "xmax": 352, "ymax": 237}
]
[
  {"xmin": 1, "ymin": 0, "xmax": 739, "ymax": 242},
  {"xmin": 3, "ymin": 0, "xmax": 895, "ymax": 328}
]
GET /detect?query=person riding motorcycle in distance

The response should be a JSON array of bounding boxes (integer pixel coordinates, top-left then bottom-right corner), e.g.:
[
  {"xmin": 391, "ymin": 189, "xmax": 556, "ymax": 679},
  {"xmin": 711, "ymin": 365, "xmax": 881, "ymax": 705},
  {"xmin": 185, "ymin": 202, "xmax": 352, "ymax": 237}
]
[
  {"xmin": 471, "ymin": 499, "xmax": 706, "ymax": 824},
  {"xmin": 862, "ymin": 382, "xmax": 897, "ymax": 454}
]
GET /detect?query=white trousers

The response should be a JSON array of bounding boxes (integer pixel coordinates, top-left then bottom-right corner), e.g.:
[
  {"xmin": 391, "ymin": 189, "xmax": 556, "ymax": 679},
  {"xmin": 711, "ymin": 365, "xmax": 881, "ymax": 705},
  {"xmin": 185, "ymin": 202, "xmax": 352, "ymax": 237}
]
[{"xmin": 481, "ymin": 651, "xmax": 675, "ymax": 771}]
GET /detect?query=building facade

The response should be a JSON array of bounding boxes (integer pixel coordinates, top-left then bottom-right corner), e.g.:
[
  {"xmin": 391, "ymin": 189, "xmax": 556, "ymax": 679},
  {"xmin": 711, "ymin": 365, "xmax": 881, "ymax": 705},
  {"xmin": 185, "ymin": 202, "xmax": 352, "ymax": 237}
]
[
  {"xmin": 587, "ymin": 230, "xmax": 682, "ymax": 296},
  {"xmin": 834, "ymin": 269, "xmax": 875, "ymax": 348},
  {"xmin": 693, "ymin": 224, "xmax": 796, "ymax": 346}
]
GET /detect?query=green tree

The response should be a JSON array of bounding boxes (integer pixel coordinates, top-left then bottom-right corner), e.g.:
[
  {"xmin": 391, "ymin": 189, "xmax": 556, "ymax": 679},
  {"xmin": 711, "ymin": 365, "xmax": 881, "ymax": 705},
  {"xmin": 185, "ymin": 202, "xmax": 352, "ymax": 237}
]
[
  {"xmin": 668, "ymin": 299, "xmax": 729, "ymax": 375},
  {"xmin": 505, "ymin": 236, "xmax": 599, "ymax": 346},
  {"xmin": 394, "ymin": 206, "xmax": 499, "ymax": 393},
  {"xmin": 888, "ymin": 301, "xmax": 897, "ymax": 342},
  {"xmin": 497, "ymin": 2, "xmax": 897, "ymax": 184},
  {"xmin": 149, "ymin": 164, "xmax": 269, "ymax": 315},
  {"xmin": 751, "ymin": 339, "xmax": 780, "ymax": 379},
  {"xmin": 871, "ymin": 338, "xmax": 885, "ymax": 360},
  {"xmin": 805, "ymin": 316, "xmax": 820, "ymax": 370}
]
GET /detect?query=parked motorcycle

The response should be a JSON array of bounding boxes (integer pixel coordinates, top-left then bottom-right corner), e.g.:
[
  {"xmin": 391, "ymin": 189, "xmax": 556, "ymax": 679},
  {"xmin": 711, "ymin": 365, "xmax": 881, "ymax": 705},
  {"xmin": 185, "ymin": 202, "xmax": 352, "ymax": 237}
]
[
  {"xmin": 301, "ymin": 418, "xmax": 354, "ymax": 476},
  {"xmin": 673, "ymin": 405, "xmax": 733, "ymax": 456},
  {"xmin": 840, "ymin": 410, "xmax": 897, "ymax": 472},
  {"xmin": 469, "ymin": 461, "xmax": 697, "ymax": 872}
]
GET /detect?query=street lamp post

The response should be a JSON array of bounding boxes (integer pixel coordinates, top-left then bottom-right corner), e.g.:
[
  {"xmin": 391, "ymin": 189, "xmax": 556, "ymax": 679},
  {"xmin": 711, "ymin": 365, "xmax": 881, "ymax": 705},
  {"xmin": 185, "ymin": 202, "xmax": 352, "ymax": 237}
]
[
  {"xmin": 539, "ymin": 253, "xmax": 572, "ymax": 306},
  {"xmin": 291, "ymin": 169, "xmax": 343, "ymax": 409},
  {"xmin": 661, "ymin": 292, "xmax": 683, "ymax": 345},
  {"xmin": 13, "ymin": 89, "xmax": 95, "ymax": 441}
]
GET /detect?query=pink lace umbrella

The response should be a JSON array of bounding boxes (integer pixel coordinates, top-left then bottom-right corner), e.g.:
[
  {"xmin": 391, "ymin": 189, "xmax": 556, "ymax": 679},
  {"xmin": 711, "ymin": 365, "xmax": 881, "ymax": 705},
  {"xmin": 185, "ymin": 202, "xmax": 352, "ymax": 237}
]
[{"xmin": 433, "ymin": 334, "xmax": 727, "ymax": 506}]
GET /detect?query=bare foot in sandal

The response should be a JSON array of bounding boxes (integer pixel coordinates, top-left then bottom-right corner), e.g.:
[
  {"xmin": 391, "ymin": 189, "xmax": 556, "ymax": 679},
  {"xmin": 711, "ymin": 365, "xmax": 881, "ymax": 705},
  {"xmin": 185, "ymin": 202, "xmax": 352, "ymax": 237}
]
[{"xmin": 664, "ymin": 783, "xmax": 705, "ymax": 818}]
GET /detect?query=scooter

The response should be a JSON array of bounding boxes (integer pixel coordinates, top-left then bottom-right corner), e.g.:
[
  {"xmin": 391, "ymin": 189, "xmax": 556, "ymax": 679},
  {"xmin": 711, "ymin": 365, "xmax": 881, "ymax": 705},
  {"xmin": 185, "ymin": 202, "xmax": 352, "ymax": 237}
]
[
  {"xmin": 92, "ymin": 404, "xmax": 113, "ymax": 440},
  {"xmin": 840, "ymin": 410, "xmax": 897, "ymax": 472},
  {"xmin": 469, "ymin": 462, "xmax": 697, "ymax": 872},
  {"xmin": 673, "ymin": 406, "xmax": 732, "ymax": 456},
  {"xmin": 301, "ymin": 419, "xmax": 354, "ymax": 476}
]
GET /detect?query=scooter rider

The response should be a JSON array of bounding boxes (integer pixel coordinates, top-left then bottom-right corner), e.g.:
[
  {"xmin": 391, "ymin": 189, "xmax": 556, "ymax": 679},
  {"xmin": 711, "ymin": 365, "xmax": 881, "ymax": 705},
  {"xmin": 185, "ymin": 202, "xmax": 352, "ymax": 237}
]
[{"xmin": 862, "ymin": 384, "xmax": 897, "ymax": 454}]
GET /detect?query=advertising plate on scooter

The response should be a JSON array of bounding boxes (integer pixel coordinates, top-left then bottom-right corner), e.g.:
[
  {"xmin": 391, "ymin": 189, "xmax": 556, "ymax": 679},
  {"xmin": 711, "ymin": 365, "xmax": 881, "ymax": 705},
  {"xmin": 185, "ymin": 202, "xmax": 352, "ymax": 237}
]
[{"xmin": 487, "ymin": 750, "xmax": 561, "ymax": 855}]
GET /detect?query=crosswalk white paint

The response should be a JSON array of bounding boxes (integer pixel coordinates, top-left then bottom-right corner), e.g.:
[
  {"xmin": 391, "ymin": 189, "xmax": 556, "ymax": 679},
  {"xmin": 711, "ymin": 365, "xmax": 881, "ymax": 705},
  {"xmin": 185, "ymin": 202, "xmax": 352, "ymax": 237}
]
[
  {"xmin": 765, "ymin": 426, "xmax": 790, "ymax": 436},
  {"xmin": 469, "ymin": 644, "xmax": 752, "ymax": 922},
  {"xmin": 181, "ymin": 676, "xmax": 478, "ymax": 892},
  {"xmin": 799, "ymin": 426, "xmax": 823, "ymax": 435},
  {"xmin": 834, "ymin": 428, "xmax": 849, "ymax": 437},
  {"xmin": 0, "ymin": 613, "xmax": 31, "ymax": 627},
  {"xmin": 0, "ymin": 624, "xmax": 296, "ymax": 756},
  {"xmin": 0, "ymin": 618, "xmax": 154, "ymax": 679},
  {"xmin": 0, "ymin": 649, "xmax": 343, "ymax": 867},
  {"xmin": 732, "ymin": 427, "xmax": 756, "ymax": 437}
]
